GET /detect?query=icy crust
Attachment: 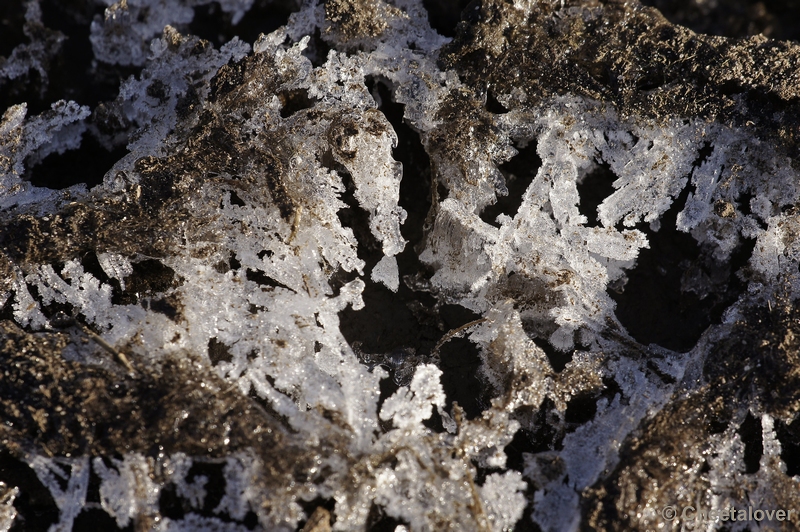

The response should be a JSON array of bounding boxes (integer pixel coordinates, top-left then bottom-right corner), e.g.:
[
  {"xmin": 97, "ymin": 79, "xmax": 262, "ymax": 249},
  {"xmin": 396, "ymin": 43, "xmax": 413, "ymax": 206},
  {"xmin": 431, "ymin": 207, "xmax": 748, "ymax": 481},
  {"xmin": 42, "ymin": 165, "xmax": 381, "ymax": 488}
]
[
  {"xmin": 90, "ymin": 0, "xmax": 256, "ymax": 66},
  {"xmin": 0, "ymin": 1, "xmax": 65, "ymax": 94},
  {"xmin": 2, "ymin": 0, "xmax": 800, "ymax": 531}
]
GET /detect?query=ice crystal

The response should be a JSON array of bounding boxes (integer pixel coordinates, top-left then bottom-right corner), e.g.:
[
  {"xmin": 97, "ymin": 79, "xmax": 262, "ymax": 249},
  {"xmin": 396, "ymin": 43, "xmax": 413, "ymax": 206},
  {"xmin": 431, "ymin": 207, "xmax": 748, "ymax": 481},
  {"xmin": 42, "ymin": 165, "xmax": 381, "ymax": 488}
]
[{"xmin": 2, "ymin": 0, "xmax": 800, "ymax": 531}]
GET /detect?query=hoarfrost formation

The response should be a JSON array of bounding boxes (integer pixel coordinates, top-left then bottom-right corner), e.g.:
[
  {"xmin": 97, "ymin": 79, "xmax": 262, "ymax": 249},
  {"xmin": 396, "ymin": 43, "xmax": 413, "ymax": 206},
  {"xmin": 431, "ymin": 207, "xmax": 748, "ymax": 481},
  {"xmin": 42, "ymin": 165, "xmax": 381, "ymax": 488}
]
[{"xmin": 1, "ymin": 0, "xmax": 800, "ymax": 530}]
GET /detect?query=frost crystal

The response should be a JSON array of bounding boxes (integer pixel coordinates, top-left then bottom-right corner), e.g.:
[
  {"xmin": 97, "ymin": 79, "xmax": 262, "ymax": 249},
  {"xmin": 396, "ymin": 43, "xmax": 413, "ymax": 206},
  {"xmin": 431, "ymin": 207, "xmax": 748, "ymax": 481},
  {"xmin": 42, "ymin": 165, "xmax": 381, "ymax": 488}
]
[{"xmin": 2, "ymin": 0, "xmax": 800, "ymax": 530}]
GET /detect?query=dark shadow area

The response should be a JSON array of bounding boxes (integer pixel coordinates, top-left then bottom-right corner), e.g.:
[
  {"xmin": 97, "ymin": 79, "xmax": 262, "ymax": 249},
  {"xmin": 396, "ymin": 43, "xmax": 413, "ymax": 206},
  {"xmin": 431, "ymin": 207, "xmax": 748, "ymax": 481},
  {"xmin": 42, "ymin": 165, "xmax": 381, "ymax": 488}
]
[
  {"xmin": 208, "ymin": 337, "xmax": 234, "ymax": 365},
  {"xmin": 526, "ymin": 398, "xmax": 565, "ymax": 453},
  {"xmin": 337, "ymin": 78, "xmax": 489, "ymax": 419},
  {"xmin": 738, "ymin": 411, "xmax": 763, "ymax": 474},
  {"xmin": 480, "ymin": 140, "xmax": 541, "ymax": 227},
  {"xmin": 73, "ymin": 508, "xmax": 130, "ymax": 532},
  {"xmin": 610, "ymin": 182, "xmax": 752, "ymax": 352},
  {"xmin": 776, "ymin": 418, "xmax": 800, "ymax": 477},
  {"xmin": 533, "ymin": 338, "xmax": 573, "ymax": 373},
  {"xmin": 641, "ymin": 0, "xmax": 800, "ymax": 41},
  {"xmin": 576, "ymin": 160, "xmax": 616, "ymax": 228},
  {"xmin": 190, "ymin": 0, "xmax": 299, "ymax": 47},
  {"xmin": 422, "ymin": 0, "xmax": 475, "ymax": 38},
  {"xmin": 112, "ymin": 259, "xmax": 180, "ymax": 306},
  {"xmin": 296, "ymin": 498, "xmax": 336, "ymax": 530},
  {"xmin": 564, "ymin": 392, "xmax": 598, "ymax": 427},
  {"xmin": 27, "ymin": 135, "xmax": 127, "ymax": 190},
  {"xmin": 0, "ymin": 451, "xmax": 59, "ymax": 532},
  {"xmin": 366, "ymin": 504, "xmax": 410, "ymax": 531},
  {"xmin": 0, "ymin": 0, "xmax": 139, "ymax": 116},
  {"xmin": 0, "ymin": 0, "xmax": 26, "ymax": 59},
  {"xmin": 245, "ymin": 269, "xmax": 294, "ymax": 292},
  {"xmin": 278, "ymin": 88, "xmax": 316, "ymax": 118}
]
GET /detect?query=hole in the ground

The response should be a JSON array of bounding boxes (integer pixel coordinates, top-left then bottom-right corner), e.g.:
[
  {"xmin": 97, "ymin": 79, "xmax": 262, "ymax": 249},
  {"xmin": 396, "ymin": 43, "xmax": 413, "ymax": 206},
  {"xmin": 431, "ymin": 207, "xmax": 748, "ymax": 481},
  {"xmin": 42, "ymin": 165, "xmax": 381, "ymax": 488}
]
[
  {"xmin": 738, "ymin": 411, "xmax": 763, "ymax": 474},
  {"xmin": 480, "ymin": 140, "xmax": 540, "ymax": 227},
  {"xmin": 422, "ymin": 0, "xmax": 476, "ymax": 38},
  {"xmin": 208, "ymin": 337, "xmax": 234, "ymax": 365},
  {"xmin": 27, "ymin": 136, "xmax": 127, "ymax": 190},
  {"xmin": 0, "ymin": 450, "xmax": 60, "ymax": 532},
  {"xmin": 576, "ymin": 160, "xmax": 617, "ymax": 228},
  {"xmin": 278, "ymin": 88, "xmax": 316, "ymax": 118}
]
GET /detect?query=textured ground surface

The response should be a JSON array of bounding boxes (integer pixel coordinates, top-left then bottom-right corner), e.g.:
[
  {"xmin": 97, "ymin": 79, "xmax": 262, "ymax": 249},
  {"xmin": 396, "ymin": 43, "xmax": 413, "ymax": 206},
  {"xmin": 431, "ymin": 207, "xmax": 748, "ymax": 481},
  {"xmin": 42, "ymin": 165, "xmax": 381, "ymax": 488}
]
[{"xmin": 2, "ymin": 0, "xmax": 800, "ymax": 531}]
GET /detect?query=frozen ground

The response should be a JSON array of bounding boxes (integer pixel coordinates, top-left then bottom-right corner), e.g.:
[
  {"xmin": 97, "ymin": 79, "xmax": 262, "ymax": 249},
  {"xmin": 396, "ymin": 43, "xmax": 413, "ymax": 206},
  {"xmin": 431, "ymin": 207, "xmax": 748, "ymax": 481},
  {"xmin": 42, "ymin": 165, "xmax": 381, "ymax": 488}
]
[{"xmin": 2, "ymin": 0, "xmax": 800, "ymax": 531}]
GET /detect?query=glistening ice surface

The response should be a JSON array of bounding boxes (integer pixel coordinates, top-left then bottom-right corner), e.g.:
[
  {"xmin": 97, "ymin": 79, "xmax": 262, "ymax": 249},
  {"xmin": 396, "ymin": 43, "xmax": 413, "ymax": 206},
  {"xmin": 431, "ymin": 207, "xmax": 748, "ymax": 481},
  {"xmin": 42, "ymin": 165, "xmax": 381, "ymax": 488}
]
[{"xmin": 2, "ymin": 0, "xmax": 800, "ymax": 530}]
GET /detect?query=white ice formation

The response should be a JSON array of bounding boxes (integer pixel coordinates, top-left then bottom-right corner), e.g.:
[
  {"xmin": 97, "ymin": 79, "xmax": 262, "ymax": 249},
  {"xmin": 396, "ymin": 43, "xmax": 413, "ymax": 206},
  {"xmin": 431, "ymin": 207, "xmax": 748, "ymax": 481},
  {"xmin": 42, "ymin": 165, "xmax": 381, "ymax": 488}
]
[{"xmin": 2, "ymin": 0, "xmax": 800, "ymax": 531}]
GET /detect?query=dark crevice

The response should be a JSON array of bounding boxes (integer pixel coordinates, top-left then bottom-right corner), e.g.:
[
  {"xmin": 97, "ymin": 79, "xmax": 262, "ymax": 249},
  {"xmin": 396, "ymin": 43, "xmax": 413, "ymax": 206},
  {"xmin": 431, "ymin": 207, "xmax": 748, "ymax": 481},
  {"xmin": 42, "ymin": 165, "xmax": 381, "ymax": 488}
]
[
  {"xmin": 523, "ymin": 398, "xmax": 565, "ymax": 453},
  {"xmin": 775, "ymin": 419, "xmax": 800, "ymax": 477},
  {"xmin": 190, "ymin": 0, "xmax": 299, "ymax": 48},
  {"xmin": 1, "ymin": 450, "xmax": 60, "ymax": 532},
  {"xmin": 1, "ymin": 1, "xmax": 138, "ymax": 116},
  {"xmin": 27, "ymin": 135, "xmax": 127, "ymax": 190},
  {"xmin": 564, "ymin": 392, "xmax": 598, "ymax": 428},
  {"xmin": 296, "ymin": 498, "xmax": 336, "ymax": 530},
  {"xmin": 485, "ymin": 89, "xmax": 509, "ymax": 114},
  {"xmin": 422, "ymin": 0, "xmax": 476, "ymax": 38},
  {"xmin": 0, "ymin": 1, "xmax": 26, "ymax": 59},
  {"xmin": 303, "ymin": 28, "xmax": 331, "ymax": 68},
  {"xmin": 186, "ymin": 461, "xmax": 226, "ymax": 515},
  {"xmin": 366, "ymin": 503, "xmax": 409, "ymax": 531},
  {"xmin": 694, "ymin": 141, "xmax": 714, "ymax": 167},
  {"xmin": 639, "ymin": 0, "xmax": 800, "ymax": 41},
  {"xmin": 576, "ymin": 160, "xmax": 617, "ymax": 228},
  {"xmin": 610, "ymin": 183, "xmax": 749, "ymax": 352},
  {"xmin": 533, "ymin": 337, "xmax": 573, "ymax": 373},
  {"xmin": 208, "ymin": 337, "xmax": 234, "ymax": 365},
  {"xmin": 73, "ymin": 508, "xmax": 130, "ymax": 532},
  {"xmin": 278, "ymin": 88, "xmax": 316, "ymax": 118},
  {"xmin": 159, "ymin": 483, "xmax": 186, "ymax": 520},
  {"xmin": 513, "ymin": 504, "xmax": 543, "ymax": 532},
  {"xmin": 112, "ymin": 259, "xmax": 179, "ymax": 306},
  {"xmin": 335, "ymin": 169, "xmax": 383, "ymax": 265},
  {"xmin": 228, "ymin": 190, "xmax": 246, "ymax": 207},
  {"xmin": 504, "ymin": 428, "xmax": 539, "ymax": 472},
  {"xmin": 245, "ymin": 269, "xmax": 294, "ymax": 292},
  {"xmin": 480, "ymin": 140, "xmax": 540, "ymax": 227},
  {"xmin": 439, "ymin": 335, "xmax": 485, "ymax": 420},
  {"xmin": 738, "ymin": 411, "xmax": 763, "ymax": 474}
]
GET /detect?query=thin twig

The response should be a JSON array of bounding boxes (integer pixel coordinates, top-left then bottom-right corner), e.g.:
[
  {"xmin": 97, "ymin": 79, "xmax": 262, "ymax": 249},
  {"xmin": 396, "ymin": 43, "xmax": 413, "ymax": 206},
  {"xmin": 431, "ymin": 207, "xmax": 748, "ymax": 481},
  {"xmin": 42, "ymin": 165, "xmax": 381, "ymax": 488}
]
[
  {"xmin": 80, "ymin": 324, "xmax": 136, "ymax": 374},
  {"xmin": 431, "ymin": 318, "xmax": 488, "ymax": 357}
]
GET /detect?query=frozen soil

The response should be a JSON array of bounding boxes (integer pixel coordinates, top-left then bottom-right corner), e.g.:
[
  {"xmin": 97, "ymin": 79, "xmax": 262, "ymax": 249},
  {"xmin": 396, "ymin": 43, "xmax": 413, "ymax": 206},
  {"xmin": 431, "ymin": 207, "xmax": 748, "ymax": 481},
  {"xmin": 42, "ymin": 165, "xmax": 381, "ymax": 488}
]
[{"xmin": 2, "ymin": 0, "xmax": 800, "ymax": 531}]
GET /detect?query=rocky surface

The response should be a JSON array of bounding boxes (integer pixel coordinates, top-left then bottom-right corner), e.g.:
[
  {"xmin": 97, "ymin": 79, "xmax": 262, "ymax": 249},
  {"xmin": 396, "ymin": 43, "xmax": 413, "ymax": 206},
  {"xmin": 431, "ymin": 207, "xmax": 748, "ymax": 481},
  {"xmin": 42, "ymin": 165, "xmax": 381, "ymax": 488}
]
[{"xmin": 1, "ymin": 0, "xmax": 800, "ymax": 531}]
